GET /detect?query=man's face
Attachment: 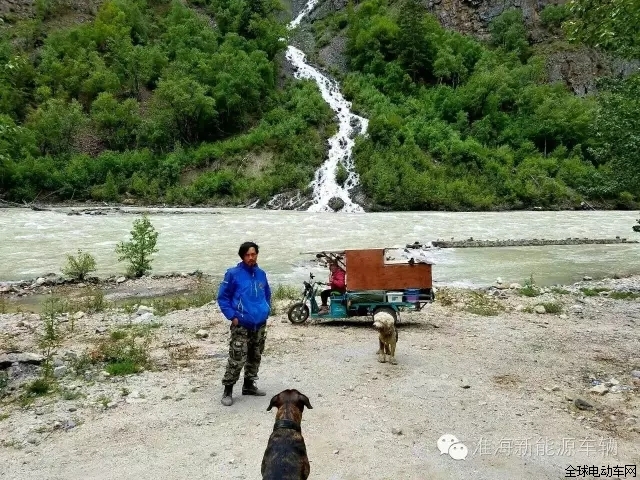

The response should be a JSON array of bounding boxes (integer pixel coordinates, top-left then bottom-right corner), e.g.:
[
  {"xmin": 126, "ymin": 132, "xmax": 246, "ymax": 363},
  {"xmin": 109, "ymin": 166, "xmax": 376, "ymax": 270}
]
[{"xmin": 243, "ymin": 247, "xmax": 258, "ymax": 267}]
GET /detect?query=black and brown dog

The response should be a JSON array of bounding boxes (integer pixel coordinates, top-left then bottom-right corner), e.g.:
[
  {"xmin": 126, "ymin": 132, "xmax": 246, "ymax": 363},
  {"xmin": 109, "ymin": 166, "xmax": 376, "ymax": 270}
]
[{"xmin": 261, "ymin": 389, "xmax": 313, "ymax": 480}]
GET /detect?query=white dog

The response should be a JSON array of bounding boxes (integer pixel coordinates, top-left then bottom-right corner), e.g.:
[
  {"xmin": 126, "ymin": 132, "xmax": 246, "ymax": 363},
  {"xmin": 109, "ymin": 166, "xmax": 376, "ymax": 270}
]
[{"xmin": 372, "ymin": 311, "xmax": 398, "ymax": 364}]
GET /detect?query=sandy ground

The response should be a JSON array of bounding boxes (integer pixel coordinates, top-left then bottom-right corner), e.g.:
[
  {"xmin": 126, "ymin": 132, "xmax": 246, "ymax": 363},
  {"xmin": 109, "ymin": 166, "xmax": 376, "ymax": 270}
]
[{"xmin": 1, "ymin": 276, "xmax": 639, "ymax": 480}]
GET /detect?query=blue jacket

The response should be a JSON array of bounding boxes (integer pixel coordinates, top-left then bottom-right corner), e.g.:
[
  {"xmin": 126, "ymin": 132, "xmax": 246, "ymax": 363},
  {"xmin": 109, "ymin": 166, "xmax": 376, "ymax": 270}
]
[{"xmin": 217, "ymin": 262, "xmax": 271, "ymax": 330}]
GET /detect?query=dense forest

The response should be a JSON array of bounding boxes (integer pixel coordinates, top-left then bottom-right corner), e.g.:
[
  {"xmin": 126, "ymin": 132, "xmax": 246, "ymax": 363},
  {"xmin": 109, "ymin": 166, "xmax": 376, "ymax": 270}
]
[
  {"xmin": 0, "ymin": 0, "xmax": 639, "ymax": 210},
  {"xmin": 0, "ymin": 0, "xmax": 335, "ymax": 205},
  {"xmin": 338, "ymin": 0, "xmax": 640, "ymax": 210}
]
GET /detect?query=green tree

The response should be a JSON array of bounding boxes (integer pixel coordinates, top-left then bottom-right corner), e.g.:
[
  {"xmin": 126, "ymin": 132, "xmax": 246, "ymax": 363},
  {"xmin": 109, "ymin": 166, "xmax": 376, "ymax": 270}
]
[
  {"xmin": 115, "ymin": 215, "xmax": 159, "ymax": 278},
  {"xmin": 590, "ymin": 74, "xmax": 640, "ymax": 193},
  {"xmin": 395, "ymin": 0, "xmax": 436, "ymax": 82},
  {"xmin": 489, "ymin": 9, "xmax": 530, "ymax": 61},
  {"xmin": 565, "ymin": 0, "xmax": 640, "ymax": 58},
  {"xmin": 91, "ymin": 93, "xmax": 141, "ymax": 150},
  {"xmin": 26, "ymin": 98, "xmax": 86, "ymax": 155},
  {"xmin": 103, "ymin": 170, "xmax": 119, "ymax": 201}
]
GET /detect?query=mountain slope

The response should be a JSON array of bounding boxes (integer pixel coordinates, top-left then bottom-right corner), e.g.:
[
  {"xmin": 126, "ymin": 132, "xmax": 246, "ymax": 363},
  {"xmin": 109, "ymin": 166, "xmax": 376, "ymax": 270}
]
[
  {"xmin": 290, "ymin": 0, "xmax": 640, "ymax": 211},
  {"xmin": 1, "ymin": 0, "xmax": 638, "ymax": 211},
  {"xmin": 0, "ymin": 0, "xmax": 335, "ymax": 207}
]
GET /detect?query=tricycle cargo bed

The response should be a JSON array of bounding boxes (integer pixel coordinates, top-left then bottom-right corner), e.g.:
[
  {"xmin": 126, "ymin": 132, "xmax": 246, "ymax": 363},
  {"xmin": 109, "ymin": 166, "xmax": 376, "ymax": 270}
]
[{"xmin": 344, "ymin": 249, "xmax": 432, "ymax": 291}]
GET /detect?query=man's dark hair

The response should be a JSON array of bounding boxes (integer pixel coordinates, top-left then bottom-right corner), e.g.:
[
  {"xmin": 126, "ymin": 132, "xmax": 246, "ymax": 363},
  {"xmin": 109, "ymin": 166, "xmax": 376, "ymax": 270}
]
[{"xmin": 238, "ymin": 241, "xmax": 259, "ymax": 258}]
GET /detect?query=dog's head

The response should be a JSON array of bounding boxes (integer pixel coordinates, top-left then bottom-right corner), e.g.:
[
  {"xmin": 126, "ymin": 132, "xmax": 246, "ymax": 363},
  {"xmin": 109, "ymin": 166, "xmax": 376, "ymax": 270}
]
[
  {"xmin": 372, "ymin": 311, "xmax": 395, "ymax": 333},
  {"xmin": 267, "ymin": 389, "xmax": 313, "ymax": 422}
]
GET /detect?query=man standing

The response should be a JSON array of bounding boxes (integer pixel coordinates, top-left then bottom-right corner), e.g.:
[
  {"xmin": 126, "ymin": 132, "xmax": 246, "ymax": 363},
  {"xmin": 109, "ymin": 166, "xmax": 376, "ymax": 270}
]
[{"xmin": 217, "ymin": 241, "xmax": 271, "ymax": 406}]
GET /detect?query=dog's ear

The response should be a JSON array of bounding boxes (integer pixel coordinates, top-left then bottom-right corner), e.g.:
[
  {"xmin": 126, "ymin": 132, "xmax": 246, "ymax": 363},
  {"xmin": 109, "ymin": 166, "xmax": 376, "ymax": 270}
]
[
  {"xmin": 296, "ymin": 392, "xmax": 313, "ymax": 411},
  {"xmin": 267, "ymin": 393, "xmax": 281, "ymax": 411}
]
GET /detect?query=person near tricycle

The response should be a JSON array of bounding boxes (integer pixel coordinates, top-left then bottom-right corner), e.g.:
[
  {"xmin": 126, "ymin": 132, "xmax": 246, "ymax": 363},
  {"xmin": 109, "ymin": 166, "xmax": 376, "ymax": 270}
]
[{"xmin": 318, "ymin": 261, "xmax": 346, "ymax": 314}]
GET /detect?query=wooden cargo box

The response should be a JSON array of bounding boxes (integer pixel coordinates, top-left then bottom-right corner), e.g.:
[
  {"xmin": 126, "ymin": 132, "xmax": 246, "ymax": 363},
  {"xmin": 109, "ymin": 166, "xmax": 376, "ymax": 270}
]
[{"xmin": 343, "ymin": 248, "xmax": 432, "ymax": 291}]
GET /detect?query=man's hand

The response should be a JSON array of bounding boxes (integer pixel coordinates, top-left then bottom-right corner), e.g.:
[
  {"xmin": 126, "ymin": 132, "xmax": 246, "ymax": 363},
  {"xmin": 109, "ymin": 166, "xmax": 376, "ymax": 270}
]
[{"xmin": 231, "ymin": 318, "xmax": 239, "ymax": 326}]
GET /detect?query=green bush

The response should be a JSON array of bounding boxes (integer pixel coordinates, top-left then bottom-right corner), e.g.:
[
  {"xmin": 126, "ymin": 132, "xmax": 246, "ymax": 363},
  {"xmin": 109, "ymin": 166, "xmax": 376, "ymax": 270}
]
[
  {"xmin": 539, "ymin": 301, "xmax": 562, "ymax": 314},
  {"xmin": 518, "ymin": 275, "xmax": 541, "ymax": 297},
  {"xmin": 540, "ymin": 4, "xmax": 570, "ymax": 29},
  {"xmin": 92, "ymin": 325, "xmax": 153, "ymax": 376},
  {"xmin": 62, "ymin": 249, "xmax": 97, "ymax": 281}
]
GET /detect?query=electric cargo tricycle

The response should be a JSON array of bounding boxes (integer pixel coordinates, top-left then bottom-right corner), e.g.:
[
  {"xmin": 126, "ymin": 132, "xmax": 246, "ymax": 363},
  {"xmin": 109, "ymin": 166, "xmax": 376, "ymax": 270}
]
[{"xmin": 287, "ymin": 248, "xmax": 435, "ymax": 325}]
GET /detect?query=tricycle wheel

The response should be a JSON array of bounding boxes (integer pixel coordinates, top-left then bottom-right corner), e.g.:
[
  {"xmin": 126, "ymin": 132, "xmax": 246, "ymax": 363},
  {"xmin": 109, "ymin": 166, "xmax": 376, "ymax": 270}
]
[
  {"xmin": 288, "ymin": 303, "xmax": 309, "ymax": 324},
  {"xmin": 372, "ymin": 306, "xmax": 398, "ymax": 324}
]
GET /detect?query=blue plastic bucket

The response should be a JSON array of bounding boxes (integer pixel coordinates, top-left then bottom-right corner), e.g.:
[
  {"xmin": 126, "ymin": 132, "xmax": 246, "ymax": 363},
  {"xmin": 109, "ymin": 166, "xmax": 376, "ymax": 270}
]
[{"xmin": 405, "ymin": 289, "xmax": 420, "ymax": 302}]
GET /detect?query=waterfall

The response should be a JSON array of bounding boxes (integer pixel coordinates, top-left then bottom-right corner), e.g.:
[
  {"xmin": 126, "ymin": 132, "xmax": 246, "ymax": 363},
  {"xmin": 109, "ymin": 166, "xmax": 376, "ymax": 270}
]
[{"xmin": 268, "ymin": 0, "xmax": 369, "ymax": 213}]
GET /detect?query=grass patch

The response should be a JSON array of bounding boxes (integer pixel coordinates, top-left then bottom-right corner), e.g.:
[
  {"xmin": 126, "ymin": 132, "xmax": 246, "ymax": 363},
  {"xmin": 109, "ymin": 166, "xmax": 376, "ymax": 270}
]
[
  {"xmin": 145, "ymin": 280, "xmax": 219, "ymax": 316},
  {"xmin": 110, "ymin": 330, "xmax": 127, "ymax": 341},
  {"xmin": 436, "ymin": 288, "xmax": 455, "ymax": 306},
  {"xmin": 518, "ymin": 285, "xmax": 541, "ymax": 297},
  {"xmin": 271, "ymin": 284, "xmax": 300, "ymax": 301},
  {"xmin": 609, "ymin": 291, "xmax": 640, "ymax": 300},
  {"xmin": 539, "ymin": 301, "xmax": 563, "ymax": 314},
  {"xmin": 105, "ymin": 360, "xmax": 139, "ymax": 376},
  {"xmin": 551, "ymin": 287, "xmax": 571, "ymax": 295},
  {"xmin": 88, "ymin": 325, "xmax": 153, "ymax": 376},
  {"xmin": 580, "ymin": 287, "xmax": 610, "ymax": 296},
  {"xmin": 465, "ymin": 292, "xmax": 505, "ymax": 316},
  {"xmin": 0, "ymin": 413, "xmax": 9, "ymax": 421},
  {"xmin": 60, "ymin": 389, "xmax": 84, "ymax": 401},
  {"xmin": 25, "ymin": 378, "xmax": 52, "ymax": 396},
  {"xmin": 73, "ymin": 288, "xmax": 109, "ymax": 313}
]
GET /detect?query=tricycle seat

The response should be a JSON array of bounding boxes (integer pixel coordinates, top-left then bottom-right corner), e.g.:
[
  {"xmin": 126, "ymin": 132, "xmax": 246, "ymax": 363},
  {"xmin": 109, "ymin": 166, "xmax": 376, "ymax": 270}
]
[{"xmin": 330, "ymin": 293, "xmax": 346, "ymax": 303}]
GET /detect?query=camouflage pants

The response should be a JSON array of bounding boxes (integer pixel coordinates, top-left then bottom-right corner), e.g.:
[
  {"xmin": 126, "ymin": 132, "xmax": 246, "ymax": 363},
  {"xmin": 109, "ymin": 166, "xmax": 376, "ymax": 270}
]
[{"xmin": 222, "ymin": 324, "xmax": 267, "ymax": 386}]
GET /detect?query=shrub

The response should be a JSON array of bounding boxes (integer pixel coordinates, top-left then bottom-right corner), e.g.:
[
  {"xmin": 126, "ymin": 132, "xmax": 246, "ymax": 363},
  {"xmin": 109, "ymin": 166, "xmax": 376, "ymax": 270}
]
[
  {"xmin": 580, "ymin": 287, "xmax": 610, "ymax": 297},
  {"xmin": 62, "ymin": 249, "xmax": 97, "ymax": 281},
  {"xmin": 465, "ymin": 292, "xmax": 505, "ymax": 316},
  {"xmin": 540, "ymin": 4, "xmax": 570, "ymax": 29},
  {"xmin": 115, "ymin": 215, "xmax": 159, "ymax": 278},
  {"xmin": 518, "ymin": 275, "xmax": 541, "ymax": 297},
  {"xmin": 0, "ymin": 371, "xmax": 8, "ymax": 398},
  {"xmin": 91, "ymin": 326, "xmax": 152, "ymax": 376},
  {"xmin": 25, "ymin": 378, "xmax": 51, "ymax": 396},
  {"xmin": 539, "ymin": 301, "xmax": 562, "ymax": 314}
]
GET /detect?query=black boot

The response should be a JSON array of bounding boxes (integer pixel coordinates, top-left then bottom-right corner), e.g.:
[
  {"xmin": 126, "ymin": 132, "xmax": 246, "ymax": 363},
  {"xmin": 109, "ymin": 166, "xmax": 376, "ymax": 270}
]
[
  {"xmin": 242, "ymin": 378, "xmax": 266, "ymax": 396},
  {"xmin": 221, "ymin": 384, "xmax": 233, "ymax": 406}
]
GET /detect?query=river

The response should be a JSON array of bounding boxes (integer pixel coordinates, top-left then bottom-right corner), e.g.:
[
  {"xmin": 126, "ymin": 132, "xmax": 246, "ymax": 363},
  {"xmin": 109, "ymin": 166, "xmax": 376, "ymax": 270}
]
[{"xmin": 1, "ymin": 208, "xmax": 638, "ymax": 288}]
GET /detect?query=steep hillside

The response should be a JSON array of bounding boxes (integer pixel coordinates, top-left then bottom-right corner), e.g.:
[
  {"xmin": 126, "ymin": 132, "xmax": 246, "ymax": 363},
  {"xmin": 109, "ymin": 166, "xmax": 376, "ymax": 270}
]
[
  {"xmin": 0, "ymin": 0, "xmax": 336, "ymax": 207},
  {"xmin": 288, "ymin": 0, "xmax": 640, "ymax": 211},
  {"xmin": 1, "ymin": 0, "xmax": 638, "ymax": 211}
]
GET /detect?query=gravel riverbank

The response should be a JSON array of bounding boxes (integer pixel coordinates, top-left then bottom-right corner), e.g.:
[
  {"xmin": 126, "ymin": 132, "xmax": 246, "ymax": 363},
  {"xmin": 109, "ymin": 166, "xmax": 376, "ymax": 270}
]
[{"xmin": 1, "ymin": 275, "xmax": 639, "ymax": 479}]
